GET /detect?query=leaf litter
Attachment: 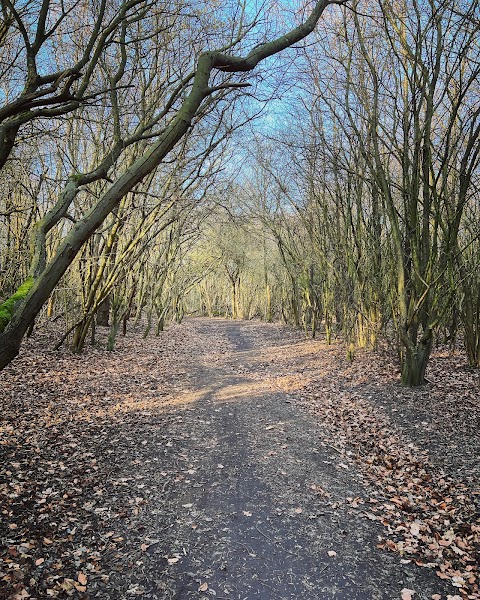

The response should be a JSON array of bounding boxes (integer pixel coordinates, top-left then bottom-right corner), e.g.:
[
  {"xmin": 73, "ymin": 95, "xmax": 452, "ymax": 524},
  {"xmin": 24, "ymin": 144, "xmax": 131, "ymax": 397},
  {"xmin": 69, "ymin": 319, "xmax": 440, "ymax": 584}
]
[
  {"xmin": 291, "ymin": 343, "xmax": 480, "ymax": 600},
  {"xmin": 0, "ymin": 318, "xmax": 478, "ymax": 599},
  {"xmin": 0, "ymin": 323, "xmax": 210, "ymax": 598}
]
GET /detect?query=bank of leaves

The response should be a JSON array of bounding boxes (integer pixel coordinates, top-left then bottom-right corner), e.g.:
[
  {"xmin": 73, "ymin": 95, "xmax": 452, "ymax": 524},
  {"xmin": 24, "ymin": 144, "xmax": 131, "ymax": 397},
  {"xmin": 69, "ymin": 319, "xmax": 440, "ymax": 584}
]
[
  {"xmin": 0, "ymin": 323, "xmax": 206, "ymax": 599},
  {"xmin": 299, "ymin": 347, "xmax": 479, "ymax": 600}
]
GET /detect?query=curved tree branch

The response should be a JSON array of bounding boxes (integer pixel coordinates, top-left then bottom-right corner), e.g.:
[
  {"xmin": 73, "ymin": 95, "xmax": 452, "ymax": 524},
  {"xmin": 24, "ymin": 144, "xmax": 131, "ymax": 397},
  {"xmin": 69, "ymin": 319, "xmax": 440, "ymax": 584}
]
[{"xmin": 0, "ymin": 0, "xmax": 347, "ymax": 369}]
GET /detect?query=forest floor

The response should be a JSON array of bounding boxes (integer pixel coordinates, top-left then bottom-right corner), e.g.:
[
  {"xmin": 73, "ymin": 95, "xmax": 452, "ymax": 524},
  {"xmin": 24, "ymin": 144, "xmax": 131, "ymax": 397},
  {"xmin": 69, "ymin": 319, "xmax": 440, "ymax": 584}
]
[{"xmin": 0, "ymin": 318, "xmax": 479, "ymax": 600}]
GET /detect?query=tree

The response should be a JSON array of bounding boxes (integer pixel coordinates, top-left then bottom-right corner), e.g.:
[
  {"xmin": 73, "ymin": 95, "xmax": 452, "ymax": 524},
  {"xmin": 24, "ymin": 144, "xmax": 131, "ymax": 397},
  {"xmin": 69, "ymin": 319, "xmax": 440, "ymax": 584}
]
[
  {"xmin": 222, "ymin": 0, "xmax": 480, "ymax": 383},
  {"xmin": 0, "ymin": 0, "xmax": 347, "ymax": 369},
  {"xmin": 0, "ymin": 0, "xmax": 151, "ymax": 168},
  {"xmin": 295, "ymin": 0, "xmax": 480, "ymax": 384}
]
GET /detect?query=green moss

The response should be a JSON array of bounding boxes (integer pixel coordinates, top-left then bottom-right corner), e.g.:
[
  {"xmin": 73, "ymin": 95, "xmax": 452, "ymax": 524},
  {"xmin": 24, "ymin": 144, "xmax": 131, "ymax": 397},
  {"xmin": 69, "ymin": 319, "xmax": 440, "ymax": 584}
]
[{"xmin": 0, "ymin": 277, "xmax": 34, "ymax": 333}]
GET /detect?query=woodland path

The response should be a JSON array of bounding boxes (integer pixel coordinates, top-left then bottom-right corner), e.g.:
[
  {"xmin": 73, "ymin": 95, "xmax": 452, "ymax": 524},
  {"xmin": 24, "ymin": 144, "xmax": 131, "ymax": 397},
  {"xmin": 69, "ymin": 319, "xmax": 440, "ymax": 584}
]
[
  {"xmin": 131, "ymin": 318, "xmax": 450, "ymax": 600},
  {"xmin": 1, "ymin": 318, "xmax": 476, "ymax": 599}
]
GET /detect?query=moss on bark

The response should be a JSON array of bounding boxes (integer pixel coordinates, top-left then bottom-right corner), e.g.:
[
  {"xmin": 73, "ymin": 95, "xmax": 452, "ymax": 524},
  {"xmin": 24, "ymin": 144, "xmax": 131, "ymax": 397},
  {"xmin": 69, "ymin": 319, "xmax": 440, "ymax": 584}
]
[{"xmin": 0, "ymin": 278, "xmax": 34, "ymax": 333}]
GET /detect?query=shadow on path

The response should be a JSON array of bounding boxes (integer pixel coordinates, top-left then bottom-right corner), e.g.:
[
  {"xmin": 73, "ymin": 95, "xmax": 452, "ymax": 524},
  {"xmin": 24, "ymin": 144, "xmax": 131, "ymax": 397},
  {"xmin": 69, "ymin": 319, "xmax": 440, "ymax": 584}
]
[{"xmin": 129, "ymin": 319, "xmax": 450, "ymax": 600}]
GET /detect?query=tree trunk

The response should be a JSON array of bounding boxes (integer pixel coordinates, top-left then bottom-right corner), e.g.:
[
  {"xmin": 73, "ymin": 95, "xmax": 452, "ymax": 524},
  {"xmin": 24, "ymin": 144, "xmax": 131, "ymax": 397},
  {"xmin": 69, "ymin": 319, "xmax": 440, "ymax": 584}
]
[
  {"xmin": 401, "ymin": 337, "xmax": 432, "ymax": 386},
  {"xmin": 265, "ymin": 283, "xmax": 272, "ymax": 322},
  {"xmin": 107, "ymin": 319, "xmax": 120, "ymax": 351},
  {"xmin": 96, "ymin": 296, "xmax": 110, "ymax": 327},
  {"xmin": 46, "ymin": 295, "xmax": 55, "ymax": 318},
  {"xmin": 0, "ymin": 334, "xmax": 22, "ymax": 369}
]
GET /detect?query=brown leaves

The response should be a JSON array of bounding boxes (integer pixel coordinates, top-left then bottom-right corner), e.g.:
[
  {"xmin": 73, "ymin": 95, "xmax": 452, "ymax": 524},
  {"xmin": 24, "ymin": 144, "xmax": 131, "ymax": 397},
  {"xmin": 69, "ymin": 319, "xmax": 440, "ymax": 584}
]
[
  {"xmin": 298, "ymin": 345, "xmax": 480, "ymax": 598},
  {"xmin": 1, "ymin": 318, "xmax": 479, "ymax": 598},
  {"xmin": 74, "ymin": 579, "xmax": 87, "ymax": 593},
  {"xmin": 0, "ymin": 323, "xmax": 199, "ymax": 598}
]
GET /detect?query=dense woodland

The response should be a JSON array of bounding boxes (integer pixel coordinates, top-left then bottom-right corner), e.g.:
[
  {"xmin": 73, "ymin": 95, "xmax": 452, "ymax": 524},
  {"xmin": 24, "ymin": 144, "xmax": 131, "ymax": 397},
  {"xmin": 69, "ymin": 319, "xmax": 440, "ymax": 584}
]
[
  {"xmin": 0, "ymin": 0, "xmax": 480, "ymax": 386},
  {"xmin": 1, "ymin": 2, "xmax": 480, "ymax": 598}
]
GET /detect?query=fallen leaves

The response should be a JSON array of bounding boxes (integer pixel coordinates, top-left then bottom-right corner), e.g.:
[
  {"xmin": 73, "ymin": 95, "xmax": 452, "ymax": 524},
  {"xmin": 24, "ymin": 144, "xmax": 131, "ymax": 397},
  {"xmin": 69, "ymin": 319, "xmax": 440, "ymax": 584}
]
[
  {"xmin": 1, "ymin": 318, "xmax": 479, "ymax": 599},
  {"xmin": 299, "ymin": 345, "xmax": 480, "ymax": 598},
  {"xmin": 0, "ymin": 323, "xmax": 204, "ymax": 598},
  {"xmin": 410, "ymin": 522, "xmax": 421, "ymax": 537}
]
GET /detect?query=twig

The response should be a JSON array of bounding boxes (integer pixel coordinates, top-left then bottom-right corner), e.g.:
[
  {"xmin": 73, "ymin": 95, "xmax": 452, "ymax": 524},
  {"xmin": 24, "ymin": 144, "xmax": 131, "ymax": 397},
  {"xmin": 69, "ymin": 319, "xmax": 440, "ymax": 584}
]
[
  {"xmin": 326, "ymin": 444, "xmax": 344, "ymax": 454},
  {"xmin": 255, "ymin": 523, "xmax": 272, "ymax": 541}
]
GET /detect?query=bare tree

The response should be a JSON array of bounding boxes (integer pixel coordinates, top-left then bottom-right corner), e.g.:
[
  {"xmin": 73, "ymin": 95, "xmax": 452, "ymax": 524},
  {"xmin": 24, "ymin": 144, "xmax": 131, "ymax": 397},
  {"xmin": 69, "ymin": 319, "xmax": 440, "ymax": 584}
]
[{"xmin": 0, "ymin": 0, "xmax": 347, "ymax": 369}]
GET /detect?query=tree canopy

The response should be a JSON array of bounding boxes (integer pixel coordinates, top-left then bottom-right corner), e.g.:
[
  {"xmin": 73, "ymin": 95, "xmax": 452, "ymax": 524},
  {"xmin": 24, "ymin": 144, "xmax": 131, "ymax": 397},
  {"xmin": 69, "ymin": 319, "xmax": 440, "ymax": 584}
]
[{"xmin": 1, "ymin": 0, "xmax": 480, "ymax": 385}]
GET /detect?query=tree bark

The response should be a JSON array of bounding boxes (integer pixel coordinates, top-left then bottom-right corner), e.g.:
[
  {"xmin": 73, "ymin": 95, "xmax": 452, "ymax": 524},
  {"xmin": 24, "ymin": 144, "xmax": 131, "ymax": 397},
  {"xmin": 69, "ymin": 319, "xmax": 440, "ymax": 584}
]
[{"xmin": 401, "ymin": 337, "xmax": 432, "ymax": 386}]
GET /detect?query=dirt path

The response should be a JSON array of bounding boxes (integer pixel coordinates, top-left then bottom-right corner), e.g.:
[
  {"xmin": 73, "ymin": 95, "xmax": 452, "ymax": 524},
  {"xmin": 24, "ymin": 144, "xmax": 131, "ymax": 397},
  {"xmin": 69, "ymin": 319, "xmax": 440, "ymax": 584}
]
[
  {"xmin": 99, "ymin": 319, "xmax": 450, "ymax": 599},
  {"xmin": 1, "ymin": 318, "xmax": 473, "ymax": 599}
]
